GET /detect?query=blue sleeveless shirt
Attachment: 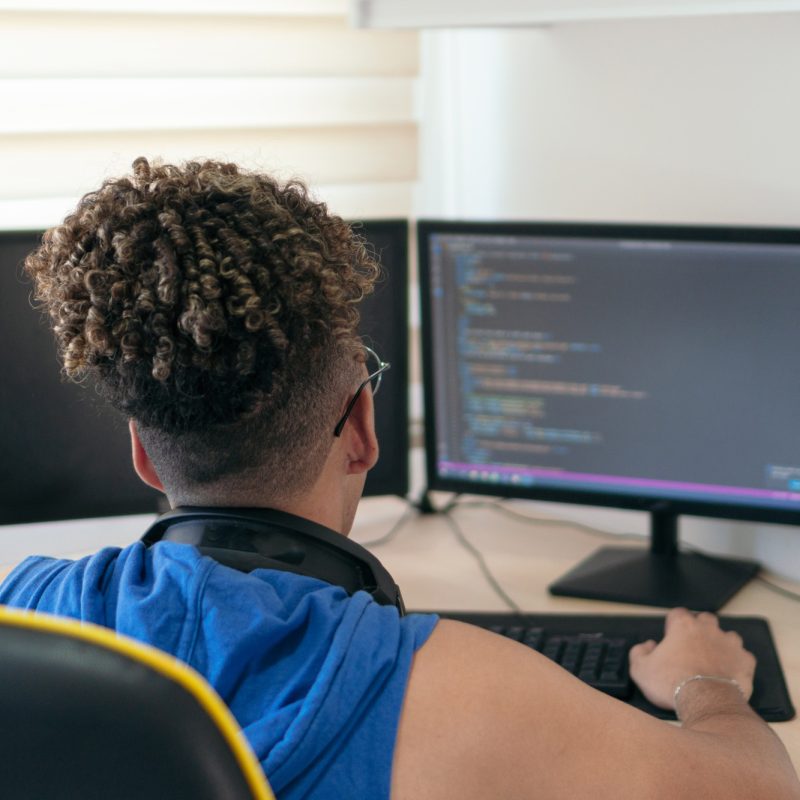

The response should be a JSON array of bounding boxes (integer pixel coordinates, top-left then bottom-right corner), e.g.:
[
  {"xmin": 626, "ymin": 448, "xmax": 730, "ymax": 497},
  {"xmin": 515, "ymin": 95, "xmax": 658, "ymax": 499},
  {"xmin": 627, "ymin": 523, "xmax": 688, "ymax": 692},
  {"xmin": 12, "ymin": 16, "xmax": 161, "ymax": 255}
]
[{"xmin": 0, "ymin": 541, "xmax": 437, "ymax": 799}]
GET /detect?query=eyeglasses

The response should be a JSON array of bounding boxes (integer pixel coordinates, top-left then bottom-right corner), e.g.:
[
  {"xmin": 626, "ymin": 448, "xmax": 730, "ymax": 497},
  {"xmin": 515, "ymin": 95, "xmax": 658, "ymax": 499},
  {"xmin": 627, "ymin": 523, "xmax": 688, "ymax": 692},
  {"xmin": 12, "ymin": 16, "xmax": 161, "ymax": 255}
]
[{"xmin": 333, "ymin": 345, "xmax": 391, "ymax": 437}]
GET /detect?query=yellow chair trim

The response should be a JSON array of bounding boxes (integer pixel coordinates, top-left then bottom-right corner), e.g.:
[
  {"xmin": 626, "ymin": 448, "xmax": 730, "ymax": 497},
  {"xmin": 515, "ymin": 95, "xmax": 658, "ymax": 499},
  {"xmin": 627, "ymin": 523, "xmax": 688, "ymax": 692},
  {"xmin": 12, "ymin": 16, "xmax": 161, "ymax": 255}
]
[{"xmin": 0, "ymin": 605, "xmax": 276, "ymax": 800}]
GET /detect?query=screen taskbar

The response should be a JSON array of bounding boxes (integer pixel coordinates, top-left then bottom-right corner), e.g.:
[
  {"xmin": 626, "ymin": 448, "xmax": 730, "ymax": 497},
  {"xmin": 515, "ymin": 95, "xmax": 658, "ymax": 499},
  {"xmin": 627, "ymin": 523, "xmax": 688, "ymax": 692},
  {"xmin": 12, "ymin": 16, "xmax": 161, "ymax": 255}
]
[{"xmin": 437, "ymin": 460, "xmax": 800, "ymax": 510}]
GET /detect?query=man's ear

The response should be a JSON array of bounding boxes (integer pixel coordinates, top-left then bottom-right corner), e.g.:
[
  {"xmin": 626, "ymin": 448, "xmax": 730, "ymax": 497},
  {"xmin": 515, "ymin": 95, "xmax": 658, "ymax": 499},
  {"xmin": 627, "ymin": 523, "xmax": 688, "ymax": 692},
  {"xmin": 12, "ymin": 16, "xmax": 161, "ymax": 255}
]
[
  {"xmin": 129, "ymin": 420, "xmax": 165, "ymax": 492},
  {"xmin": 342, "ymin": 387, "xmax": 380, "ymax": 476}
]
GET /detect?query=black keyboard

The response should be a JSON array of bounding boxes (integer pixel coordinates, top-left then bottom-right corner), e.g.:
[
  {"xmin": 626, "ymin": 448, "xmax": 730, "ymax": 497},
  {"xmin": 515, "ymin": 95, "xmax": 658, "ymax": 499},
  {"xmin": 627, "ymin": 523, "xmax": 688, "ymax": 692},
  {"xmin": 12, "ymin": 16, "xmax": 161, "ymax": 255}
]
[
  {"xmin": 433, "ymin": 611, "xmax": 795, "ymax": 722},
  {"xmin": 485, "ymin": 622, "xmax": 633, "ymax": 698}
]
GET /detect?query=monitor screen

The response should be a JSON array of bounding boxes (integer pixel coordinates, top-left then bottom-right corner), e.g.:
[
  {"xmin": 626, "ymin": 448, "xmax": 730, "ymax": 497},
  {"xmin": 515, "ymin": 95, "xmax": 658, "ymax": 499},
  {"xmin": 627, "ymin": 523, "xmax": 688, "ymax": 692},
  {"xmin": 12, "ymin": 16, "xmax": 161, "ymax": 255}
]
[
  {"xmin": 419, "ymin": 221, "xmax": 800, "ymax": 526},
  {"xmin": 354, "ymin": 219, "xmax": 410, "ymax": 498},
  {"xmin": 0, "ymin": 230, "xmax": 164, "ymax": 525},
  {"xmin": 0, "ymin": 220, "xmax": 408, "ymax": 526}
]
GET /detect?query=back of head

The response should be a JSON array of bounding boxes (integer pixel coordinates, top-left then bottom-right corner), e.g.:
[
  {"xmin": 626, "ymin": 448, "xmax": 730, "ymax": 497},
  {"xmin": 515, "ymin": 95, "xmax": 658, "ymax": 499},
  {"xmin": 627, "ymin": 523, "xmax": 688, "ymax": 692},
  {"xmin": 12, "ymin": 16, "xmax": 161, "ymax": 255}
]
[{"xmin": 25, "ymin": 158, "xmax": 379, "ymax": 505}]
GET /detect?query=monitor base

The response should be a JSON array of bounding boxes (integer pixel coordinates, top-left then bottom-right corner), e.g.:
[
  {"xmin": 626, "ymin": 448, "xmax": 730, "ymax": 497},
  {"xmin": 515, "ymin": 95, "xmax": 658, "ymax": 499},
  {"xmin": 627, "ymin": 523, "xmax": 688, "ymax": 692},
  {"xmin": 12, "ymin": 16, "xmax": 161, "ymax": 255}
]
[{"xmin": 548, "ymin": 546, "xmax": 760, "ymax": 612}]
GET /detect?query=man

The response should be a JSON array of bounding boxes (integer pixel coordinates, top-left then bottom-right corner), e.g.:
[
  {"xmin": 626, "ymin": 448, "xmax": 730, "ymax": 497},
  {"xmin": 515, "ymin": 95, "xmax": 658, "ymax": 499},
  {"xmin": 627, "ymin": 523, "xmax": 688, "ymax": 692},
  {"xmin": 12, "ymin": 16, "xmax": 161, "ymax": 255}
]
[{"xmin": 1, "ymin": 158, "xmax": 798, "ymax": 799}]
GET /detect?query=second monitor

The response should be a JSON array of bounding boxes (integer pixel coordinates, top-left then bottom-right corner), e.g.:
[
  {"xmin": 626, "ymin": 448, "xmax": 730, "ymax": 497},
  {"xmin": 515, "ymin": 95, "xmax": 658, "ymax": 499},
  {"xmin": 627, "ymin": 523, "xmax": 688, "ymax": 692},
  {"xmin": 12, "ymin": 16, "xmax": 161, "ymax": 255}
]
[
  {"xmin": 419, "ymin": 220, "xmax": 800, "ymax": 610},
  {"xmin": 0, "ymin": 218, "xmax": 409, "ymax": 527}
]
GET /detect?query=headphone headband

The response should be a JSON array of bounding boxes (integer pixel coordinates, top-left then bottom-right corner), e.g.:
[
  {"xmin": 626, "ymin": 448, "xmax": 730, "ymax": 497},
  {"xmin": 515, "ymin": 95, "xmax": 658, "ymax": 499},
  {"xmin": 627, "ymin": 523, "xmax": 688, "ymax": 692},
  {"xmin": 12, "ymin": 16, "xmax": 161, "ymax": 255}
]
[{"xmin": 141, "ymin": 506, "xmax": 405, "ymax": 614}]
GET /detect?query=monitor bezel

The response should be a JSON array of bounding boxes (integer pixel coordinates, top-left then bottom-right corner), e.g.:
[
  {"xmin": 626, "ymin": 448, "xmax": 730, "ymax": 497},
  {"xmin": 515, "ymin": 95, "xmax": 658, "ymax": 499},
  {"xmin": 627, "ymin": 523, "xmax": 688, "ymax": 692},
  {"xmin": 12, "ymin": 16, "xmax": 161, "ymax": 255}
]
[{"xmin": 418, "ymin": 218, "xmax": 800, "ymax": 528}]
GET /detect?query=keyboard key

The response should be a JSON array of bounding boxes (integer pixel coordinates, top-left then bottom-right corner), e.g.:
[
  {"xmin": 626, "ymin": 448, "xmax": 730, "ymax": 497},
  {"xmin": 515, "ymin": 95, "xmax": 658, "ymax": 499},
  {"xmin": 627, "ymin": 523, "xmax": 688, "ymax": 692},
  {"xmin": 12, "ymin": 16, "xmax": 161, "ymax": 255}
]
[
  {"xmin": 522, "ymin": 628, "xmax": 544, "ymax": 649},
  {"xmin": 504, "ymin": 626, "xmax": 525, "ymax": 642},
  {"xmin": 542, "ymin": 641, "xmax": 563, "ymax": 660},
  {"xmin": 481, "ymin": 624, "xmax": 634, "ymax": 699}
]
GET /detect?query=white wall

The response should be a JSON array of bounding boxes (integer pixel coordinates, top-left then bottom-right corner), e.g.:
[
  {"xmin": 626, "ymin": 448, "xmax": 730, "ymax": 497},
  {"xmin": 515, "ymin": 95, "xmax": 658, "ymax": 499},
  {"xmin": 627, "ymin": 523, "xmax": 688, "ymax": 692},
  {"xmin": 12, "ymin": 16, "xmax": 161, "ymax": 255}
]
[
  {"xmin": 416, "ymin": 13, "xmax": 800, "ymax": 583},
  {"xmin": 417, "ymin": 14, "xmax": 800, "ymax": 224}
]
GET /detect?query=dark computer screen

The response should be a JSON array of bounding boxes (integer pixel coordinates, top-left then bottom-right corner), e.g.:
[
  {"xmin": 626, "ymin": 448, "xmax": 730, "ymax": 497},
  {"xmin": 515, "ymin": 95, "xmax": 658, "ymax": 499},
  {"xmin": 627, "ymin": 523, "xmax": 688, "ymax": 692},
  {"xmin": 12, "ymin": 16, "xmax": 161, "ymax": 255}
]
[
  {"xmin": 355, "ymin": 219, "xmax": 410, "ymax": 498},
  {"xmin": 419, "ymin": 221, "xmax": 800, "ymax": 608},
  {"xmin": 0, "ymin": 220, "xmax": 408, "ymax": 526},
  {"xmin": 0, "ymin": 230, "xmax": 164, "ymax": 525}
]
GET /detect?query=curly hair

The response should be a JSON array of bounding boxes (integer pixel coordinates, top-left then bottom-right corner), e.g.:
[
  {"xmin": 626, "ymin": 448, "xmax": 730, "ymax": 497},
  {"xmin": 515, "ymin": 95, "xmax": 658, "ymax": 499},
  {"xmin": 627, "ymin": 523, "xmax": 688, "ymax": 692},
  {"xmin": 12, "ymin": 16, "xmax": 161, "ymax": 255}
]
[{"xmin": 25, "ymin": 158, "xmax": 379, "ymax": 501}]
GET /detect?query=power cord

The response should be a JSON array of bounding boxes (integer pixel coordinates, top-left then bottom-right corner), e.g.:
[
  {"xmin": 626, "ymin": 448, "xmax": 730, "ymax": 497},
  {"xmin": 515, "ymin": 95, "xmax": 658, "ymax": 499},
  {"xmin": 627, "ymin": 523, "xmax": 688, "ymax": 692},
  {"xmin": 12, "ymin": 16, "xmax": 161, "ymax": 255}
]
[
  {"xmin": 366, "ymin": 491, "xmax": 522, "ymax": 613},
  {"xmin": 358, "ymin": 501, "xmax": 419, "ymax": 549},
  {"xmin": 754, "ymin": 576, "xmax": 800, "ymax": 603},
  {"xmin": 453, "ymin": 497, "xmax": 648, "ymax": 543},
  {"xmin": 442, "ymin": 508, "xmax": 522, "ymax": 614}
]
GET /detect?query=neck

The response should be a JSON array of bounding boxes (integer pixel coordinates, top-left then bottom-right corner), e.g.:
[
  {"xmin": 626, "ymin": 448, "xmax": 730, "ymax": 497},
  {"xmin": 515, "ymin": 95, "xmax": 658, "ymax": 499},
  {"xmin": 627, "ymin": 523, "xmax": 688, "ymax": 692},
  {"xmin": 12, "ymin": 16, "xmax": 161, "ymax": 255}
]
[
  {"xmin": 256, "ymin": 450, "xmax": 363, "ymax": 535},
  {"xmin": 164, "ymin": 439, "xmax": 365, "ymax": 536},
  {"xmin": 167, "ymin": 475, "xmax": 358, "ymax": 537}
]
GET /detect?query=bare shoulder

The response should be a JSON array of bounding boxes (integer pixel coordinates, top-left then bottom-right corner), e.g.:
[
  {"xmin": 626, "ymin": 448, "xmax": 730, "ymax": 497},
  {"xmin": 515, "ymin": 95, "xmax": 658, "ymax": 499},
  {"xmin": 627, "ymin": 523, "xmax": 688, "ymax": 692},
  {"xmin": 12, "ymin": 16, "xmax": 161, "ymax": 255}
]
[{"xmin": 389, "ymin": 619, "xmax": 770, "ymax": 800}]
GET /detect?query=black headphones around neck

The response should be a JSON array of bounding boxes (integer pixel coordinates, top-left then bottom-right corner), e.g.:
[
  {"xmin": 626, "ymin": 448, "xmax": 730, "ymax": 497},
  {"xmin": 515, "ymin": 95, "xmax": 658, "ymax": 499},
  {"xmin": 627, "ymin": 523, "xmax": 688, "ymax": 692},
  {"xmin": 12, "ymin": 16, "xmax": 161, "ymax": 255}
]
[{"xmin": 141, "ymin": 506, "xmax": 405, "ymax": 614}]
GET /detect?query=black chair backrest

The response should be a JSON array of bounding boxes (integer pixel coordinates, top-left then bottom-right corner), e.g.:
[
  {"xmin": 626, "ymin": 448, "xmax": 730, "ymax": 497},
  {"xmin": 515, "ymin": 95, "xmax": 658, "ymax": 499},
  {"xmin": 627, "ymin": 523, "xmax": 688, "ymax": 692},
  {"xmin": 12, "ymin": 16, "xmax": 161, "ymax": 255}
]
[{"xmin": 0, "ymin": 606, "xmax": 275, "ymax": 800}]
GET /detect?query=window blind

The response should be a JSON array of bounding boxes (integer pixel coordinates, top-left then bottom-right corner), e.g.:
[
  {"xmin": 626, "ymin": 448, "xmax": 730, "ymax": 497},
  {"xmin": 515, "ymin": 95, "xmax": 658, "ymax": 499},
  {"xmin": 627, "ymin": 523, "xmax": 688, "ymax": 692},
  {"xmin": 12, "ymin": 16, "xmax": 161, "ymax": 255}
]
[{"xmin": 0, "ymin": 1, "xmax": 419, "ymax": 229}]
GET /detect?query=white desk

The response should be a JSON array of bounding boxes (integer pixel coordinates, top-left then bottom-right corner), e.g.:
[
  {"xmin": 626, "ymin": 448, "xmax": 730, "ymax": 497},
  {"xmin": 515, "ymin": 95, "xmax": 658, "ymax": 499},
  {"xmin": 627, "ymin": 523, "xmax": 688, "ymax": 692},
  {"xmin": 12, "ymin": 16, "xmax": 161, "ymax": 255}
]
[{"xmin": 350, "ymin": 496, "xmax": 800, "ymax": 772}]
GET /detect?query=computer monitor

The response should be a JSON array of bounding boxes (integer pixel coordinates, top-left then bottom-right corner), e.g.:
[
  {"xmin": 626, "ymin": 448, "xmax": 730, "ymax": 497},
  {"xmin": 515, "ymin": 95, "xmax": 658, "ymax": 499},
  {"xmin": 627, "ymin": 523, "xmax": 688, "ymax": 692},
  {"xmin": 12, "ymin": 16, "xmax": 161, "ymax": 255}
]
[
  {"xmin": 0, "ymin": 219, "xmax": 408, "ymax": 526},
  {"xmin": 0, "ymin": 230, "xmax": 164, "ymax": 525},
  {"xmin": 354, "ymin": 219, "xmax": 410, "ymax": 498},
  {"xmin": 418, "ymin": 220, "xmax": 800, "ymax": 611}
]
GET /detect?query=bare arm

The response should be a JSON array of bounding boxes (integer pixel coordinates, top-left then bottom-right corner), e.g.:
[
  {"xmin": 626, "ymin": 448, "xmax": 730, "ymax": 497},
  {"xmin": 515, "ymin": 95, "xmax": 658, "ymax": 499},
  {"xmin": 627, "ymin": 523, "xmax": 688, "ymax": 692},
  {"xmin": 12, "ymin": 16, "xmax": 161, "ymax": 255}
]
[
  {"xmin": 391, "ymin": 612, "xmax": 800, "ymax": 800},
  {"xmin": 630, "ymin": 608, "xmax": 800, "ymax": 798}
]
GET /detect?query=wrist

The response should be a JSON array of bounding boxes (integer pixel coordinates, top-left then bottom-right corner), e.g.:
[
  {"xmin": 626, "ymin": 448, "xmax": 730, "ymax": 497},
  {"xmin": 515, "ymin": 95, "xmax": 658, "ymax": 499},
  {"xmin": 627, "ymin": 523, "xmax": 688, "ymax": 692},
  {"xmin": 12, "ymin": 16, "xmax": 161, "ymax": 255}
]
[{"xmin": 673, "ymin": 674, "xmax": 748, "ymax": 723}]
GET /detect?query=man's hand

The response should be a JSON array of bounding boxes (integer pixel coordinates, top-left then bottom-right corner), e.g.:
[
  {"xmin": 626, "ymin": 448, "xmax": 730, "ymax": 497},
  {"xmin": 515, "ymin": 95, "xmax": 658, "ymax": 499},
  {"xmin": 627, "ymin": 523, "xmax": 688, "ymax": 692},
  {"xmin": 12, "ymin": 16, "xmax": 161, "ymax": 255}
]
[{"xmin": 628, "ymin": 607, "xmax": 756, "ymax": 710}]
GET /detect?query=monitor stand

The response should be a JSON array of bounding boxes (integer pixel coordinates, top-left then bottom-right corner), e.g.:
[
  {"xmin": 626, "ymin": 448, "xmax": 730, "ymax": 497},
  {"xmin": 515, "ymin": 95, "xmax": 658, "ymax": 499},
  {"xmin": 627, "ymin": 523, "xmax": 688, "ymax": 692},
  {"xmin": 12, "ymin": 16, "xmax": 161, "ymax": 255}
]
[{"xmin": 548, "ymin": 509, "xmax": 760, "ymax": 612}]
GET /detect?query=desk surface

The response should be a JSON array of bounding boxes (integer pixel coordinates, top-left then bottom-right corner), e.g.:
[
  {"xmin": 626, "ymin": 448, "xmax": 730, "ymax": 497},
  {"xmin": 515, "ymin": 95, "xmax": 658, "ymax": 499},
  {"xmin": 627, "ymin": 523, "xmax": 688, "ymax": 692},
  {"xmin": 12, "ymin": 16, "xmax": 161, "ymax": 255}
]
[{"xmin": 349, "ymin": 496, "xmax": 800, "ymax": 772}]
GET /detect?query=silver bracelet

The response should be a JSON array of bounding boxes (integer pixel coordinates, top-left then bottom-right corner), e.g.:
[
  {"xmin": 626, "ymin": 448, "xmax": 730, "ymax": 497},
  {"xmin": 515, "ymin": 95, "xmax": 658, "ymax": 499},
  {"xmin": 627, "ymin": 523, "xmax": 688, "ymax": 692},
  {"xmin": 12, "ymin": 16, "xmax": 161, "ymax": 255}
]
[{"xmin": 673, "ymin": 674, "xmax": 745, "ymax": 719}]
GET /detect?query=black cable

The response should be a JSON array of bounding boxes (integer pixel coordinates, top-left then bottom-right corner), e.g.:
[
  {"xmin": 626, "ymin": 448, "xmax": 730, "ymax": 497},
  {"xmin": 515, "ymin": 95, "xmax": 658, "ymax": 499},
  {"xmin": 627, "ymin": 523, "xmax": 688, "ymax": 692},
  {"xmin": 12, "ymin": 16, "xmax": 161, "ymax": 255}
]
[
  {"xmin": 452, "ymin": 497, "xmax": 647, "ymax": 543},
  {"xmin": 358, "ymin": 503, "xmax": 418, "ymax": 548},
  {"xmin": 416, "ymin": 490, "xmax": 461, "ymax": 515},
  {"xmin": 442, "ymin": 509, "xmax": 522, "ymax": 614},
  {"xmin": 754, "ymin": 576, "xmax": 800, "ymax": 603},
  {"xmin": 672, "ymin": 543, "xmax": 800, "ymax": 603}
]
